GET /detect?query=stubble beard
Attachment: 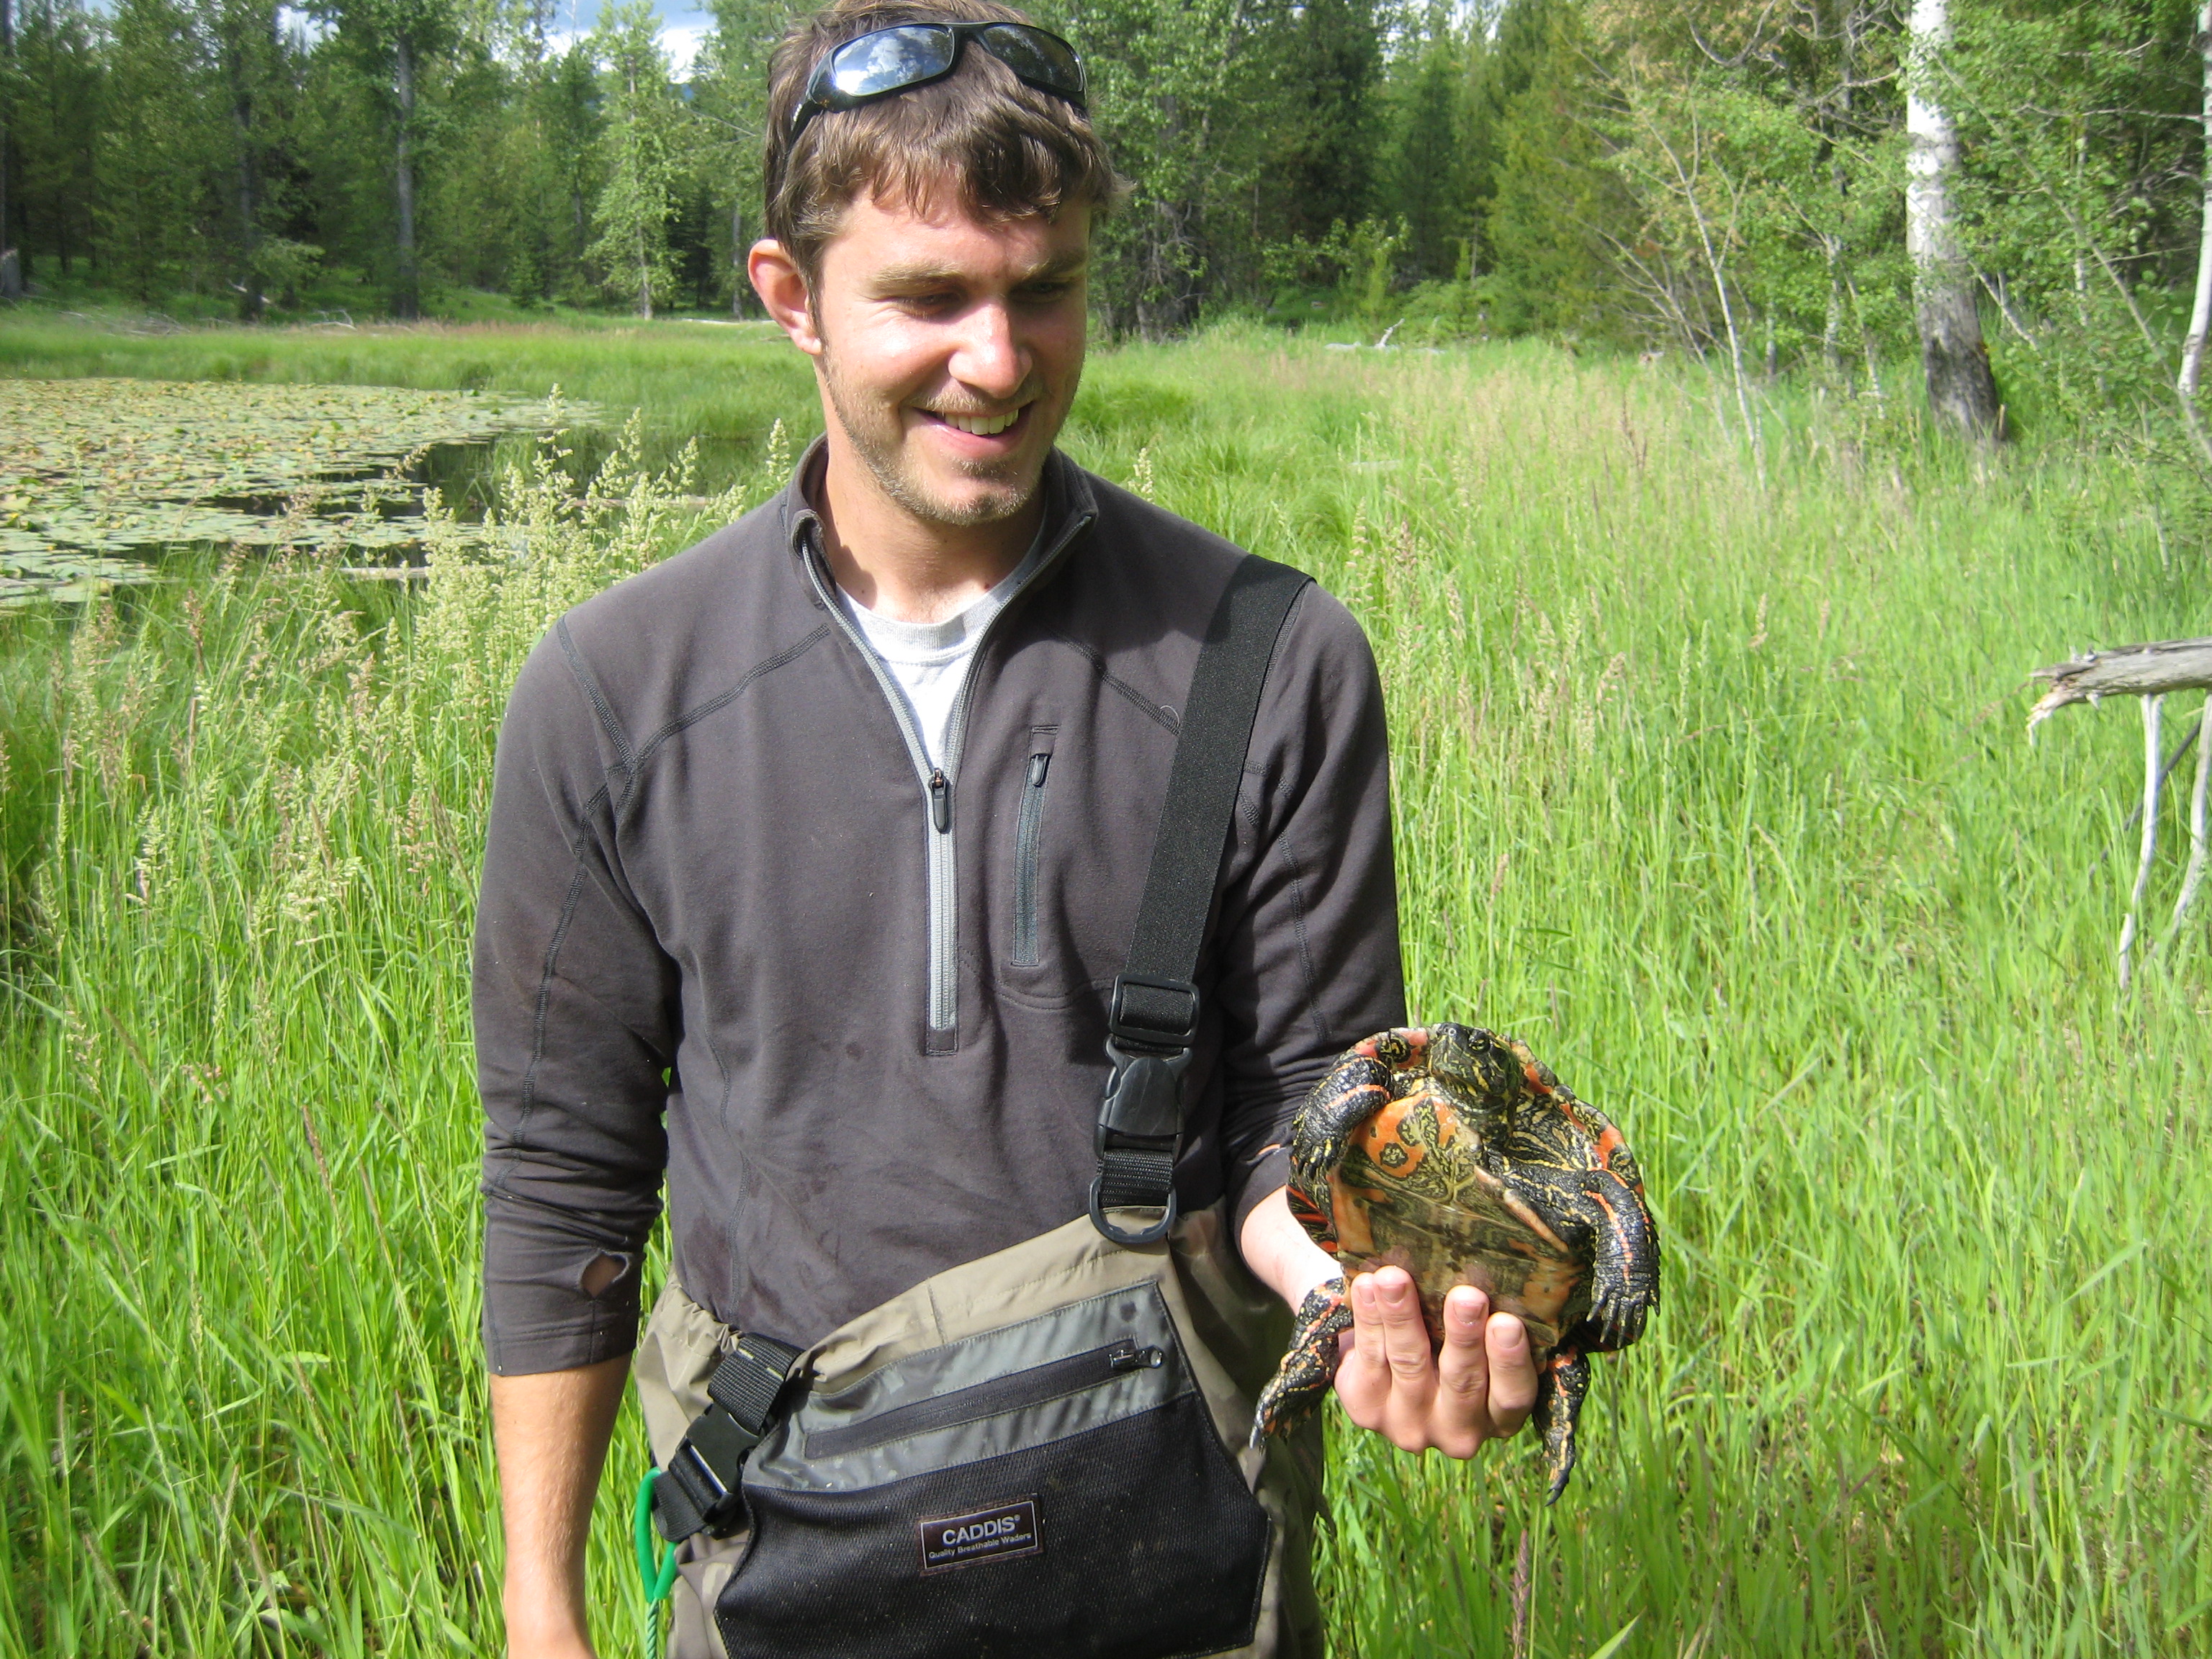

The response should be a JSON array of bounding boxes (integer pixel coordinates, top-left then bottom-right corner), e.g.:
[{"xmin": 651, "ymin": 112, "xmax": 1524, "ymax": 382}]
[{"xmin": 819, "ymin": 343, "xmax": 1047, "ymax": 529}]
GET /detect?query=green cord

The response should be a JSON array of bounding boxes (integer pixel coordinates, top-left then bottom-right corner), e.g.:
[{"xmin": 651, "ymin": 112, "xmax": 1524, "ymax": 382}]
[{"xmin": 633, "ymin": 1470, "xmax": 680, "ymax": 1659}]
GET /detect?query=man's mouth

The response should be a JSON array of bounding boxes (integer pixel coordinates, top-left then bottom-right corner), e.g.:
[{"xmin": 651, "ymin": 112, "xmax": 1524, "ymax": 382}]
[{"xmin": 922, "ymin": 404, "xmax": 1028, "ymax": 437}]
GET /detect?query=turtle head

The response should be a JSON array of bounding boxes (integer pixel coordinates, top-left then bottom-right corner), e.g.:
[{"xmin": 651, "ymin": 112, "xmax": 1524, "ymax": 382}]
[{"xmin": 1422, "ymin": 1022, "xmax": 1523, "ymax": 1139}]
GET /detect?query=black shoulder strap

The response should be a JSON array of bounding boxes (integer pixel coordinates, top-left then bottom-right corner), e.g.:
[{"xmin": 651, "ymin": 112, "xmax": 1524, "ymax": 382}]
[{"xmin": 1088, "ymin": 554, "xmax": 1311, "ymax": 1247}]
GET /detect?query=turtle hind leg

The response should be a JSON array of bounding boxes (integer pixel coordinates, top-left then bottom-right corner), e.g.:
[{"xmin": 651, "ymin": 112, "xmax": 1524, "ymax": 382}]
[
  {"xmin": 1533, "ymin": 1347, "xmax": 1590, "ymax": 1505},
  {"xmin": 1251, "ymin": 1278, "xmax": 1350, "ymax": 1449}
]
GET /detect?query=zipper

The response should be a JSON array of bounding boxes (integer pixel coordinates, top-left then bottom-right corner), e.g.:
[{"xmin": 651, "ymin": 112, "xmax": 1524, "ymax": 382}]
[
  {"xmin": 1011, "ymin": 748, "xmax": 1051, "ymax": 966},
  {"xmin": 796, "ymin": 506, "xmax": 1095, "ymax": 1049},
  {"xmin": 804, "ymin": 1338, "xmax": 1165, "ymax": 1459}
]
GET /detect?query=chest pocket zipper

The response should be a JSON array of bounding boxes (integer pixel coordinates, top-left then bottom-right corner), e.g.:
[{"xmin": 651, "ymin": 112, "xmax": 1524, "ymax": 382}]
[{"xmin": 1011, "ymin": 729, "xmax": 1056, "ymax": 966}]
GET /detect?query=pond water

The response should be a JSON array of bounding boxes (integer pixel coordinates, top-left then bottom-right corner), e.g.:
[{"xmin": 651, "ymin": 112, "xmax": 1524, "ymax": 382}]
[{"xmin": 0, "ymin": 377, "xmax": 614, "ymax": 603}]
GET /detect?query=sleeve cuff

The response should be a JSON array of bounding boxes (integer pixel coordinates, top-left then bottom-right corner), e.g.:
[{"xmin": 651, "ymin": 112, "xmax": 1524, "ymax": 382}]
[{"xmin": 481, "ymin": 1198, "xmax": 651, "ymax": 1375}]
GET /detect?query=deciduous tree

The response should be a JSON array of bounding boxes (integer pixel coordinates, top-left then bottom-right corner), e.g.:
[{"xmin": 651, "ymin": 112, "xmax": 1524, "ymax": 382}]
[
  {"xmin": 586, "ymin": 0, "xmax": 683, "ymax": 318},
  {"xmin": 1903, "ymin": 0, "xmax": 2000, "ymax": 433}
]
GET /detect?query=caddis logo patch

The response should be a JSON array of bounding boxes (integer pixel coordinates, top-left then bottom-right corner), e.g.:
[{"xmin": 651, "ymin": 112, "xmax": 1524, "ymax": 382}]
[{"xmin": 917, "ymin": 1497, "xmax": 1042, "ymax": 1575}]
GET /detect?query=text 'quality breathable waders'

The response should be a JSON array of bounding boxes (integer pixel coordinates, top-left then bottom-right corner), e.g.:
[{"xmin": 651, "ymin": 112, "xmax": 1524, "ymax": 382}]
[{"xmin": 634, "ymin": 557, "xmax": 1324, "ymax": 1659}]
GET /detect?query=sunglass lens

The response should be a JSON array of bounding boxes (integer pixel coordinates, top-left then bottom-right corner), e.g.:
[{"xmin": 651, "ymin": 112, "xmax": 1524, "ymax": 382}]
[
  {"xmin": 828, "ymin": 25, "xmax": 954, "ymax": 99},
  {"xmin": 978, "ymin": 25, "xmax": 1082, "ymax": 94}
]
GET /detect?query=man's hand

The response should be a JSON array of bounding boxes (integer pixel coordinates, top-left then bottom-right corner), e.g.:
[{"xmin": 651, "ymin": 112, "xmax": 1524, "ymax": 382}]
[
  {"xmin": 1331, "ymin": 1266, "xmax": 1536, "ymax": 1457},
  {"xmin": 490, "ymin": 1355, "xmax": 630, "ymax": 1659},
  {"xmin": 1241, "ymin": 1188, "xmax": 1538, "ymax": 1458}
]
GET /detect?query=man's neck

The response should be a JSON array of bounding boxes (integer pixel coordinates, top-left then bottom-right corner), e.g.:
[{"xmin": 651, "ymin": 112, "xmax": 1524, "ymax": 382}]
[{"xmin": 812, "ymin": 444, "xmax": 1047, "ymax": 625}]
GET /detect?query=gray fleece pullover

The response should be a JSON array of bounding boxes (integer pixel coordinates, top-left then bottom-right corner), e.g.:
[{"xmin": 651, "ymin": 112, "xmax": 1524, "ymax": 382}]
[{"xmin": 475, "ymin": 447, "xmax": 1406, "ymax": 1375}]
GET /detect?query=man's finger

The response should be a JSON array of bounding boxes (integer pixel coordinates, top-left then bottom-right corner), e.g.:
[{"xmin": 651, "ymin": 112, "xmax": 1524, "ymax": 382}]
[
  {"xmin": 1428, "ymin": 1285, "xmax": 1492, "ymax": 1457},
  {"xmin": 1433, "ymin": 1285, "xmax": 1491, "ymax": 1402},
  {"xmin": 1372, "ymin": 1267, "xmax": 1435, "ymax": 1385},
  {"xmin": 1333, "ymin": 1272, "xmax": 1393, "ymax": 1428},
  {"xmin": 1364, "ymin": 1267, "xmax": 1439, "ymax": 1450},
  {"xmin": 1343, "ymin": 1272, "xmax": 1389, "ymax": 1378},
  {"xmin": 1483, "ymin": 1313, "xmax": 1537, "ymax": 1431}
]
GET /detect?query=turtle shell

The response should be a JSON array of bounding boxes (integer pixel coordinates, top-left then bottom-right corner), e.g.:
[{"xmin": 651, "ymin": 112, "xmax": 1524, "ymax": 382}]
[
  {"xmin": 1326, "ymin": 1074, "xmax": 1591, "ymax": 1353},
  {"xmin": 1255, "ymin": 1023, "xmax": 1662, "ymax": 1501}
]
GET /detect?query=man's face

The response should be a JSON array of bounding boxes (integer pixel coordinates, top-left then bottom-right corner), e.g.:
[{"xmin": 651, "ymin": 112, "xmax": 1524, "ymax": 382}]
[{"xmin": 800, "ymin": 189, "xmax": 1090, "ymax": 529}]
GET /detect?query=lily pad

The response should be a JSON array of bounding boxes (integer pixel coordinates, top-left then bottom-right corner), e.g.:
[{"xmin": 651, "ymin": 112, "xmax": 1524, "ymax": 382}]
[{"xmin": 0, "ymin": 377, "xmax": 604, "ymax": 598}]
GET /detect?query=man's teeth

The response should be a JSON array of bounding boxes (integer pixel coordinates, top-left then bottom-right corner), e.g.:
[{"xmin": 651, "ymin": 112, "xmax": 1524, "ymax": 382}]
[{"xmin": 938, "ymin": 409, "xmax": 1021, "ymax": 436}]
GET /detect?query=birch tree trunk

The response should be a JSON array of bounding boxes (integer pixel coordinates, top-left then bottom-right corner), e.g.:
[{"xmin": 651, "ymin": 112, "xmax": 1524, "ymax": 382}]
[
  {"xmin": 2181, "ymin": 0, "xmax": 2212, "ymax": 398},
  {"xmin": 392, "ymin": 31, "xmax": 420, "ymax": 320},
  {"xmin": 1904, "ymin": 0, "xmax": 2000, "ymax": 436}
]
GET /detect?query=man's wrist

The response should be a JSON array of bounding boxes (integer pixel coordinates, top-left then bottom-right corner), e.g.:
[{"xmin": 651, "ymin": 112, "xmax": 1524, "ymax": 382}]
[
  {"xmin": 504, "ymin": 1628, "xmax": 597, "ymax": 1659},
  {"xmin": 1239, "ymin": 1187, "xmax": 1344, "ymax": 1308}
]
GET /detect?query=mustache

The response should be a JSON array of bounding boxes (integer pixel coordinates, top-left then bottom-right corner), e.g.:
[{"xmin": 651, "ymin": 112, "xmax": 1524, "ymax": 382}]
[{"xmin": 920, "ymin": 380, "xmax": 1048, "ymax": 418}]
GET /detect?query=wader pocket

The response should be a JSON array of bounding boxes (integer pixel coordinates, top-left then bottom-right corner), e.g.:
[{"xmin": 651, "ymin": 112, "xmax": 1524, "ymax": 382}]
[{"xmin": 716, "ymin": 1284, "xmax": 1271, "ymax": 1659}]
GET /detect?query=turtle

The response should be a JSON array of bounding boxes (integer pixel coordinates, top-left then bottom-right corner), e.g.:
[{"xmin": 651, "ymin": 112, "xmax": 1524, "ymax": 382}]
[{"xmin": 1251, "ymin": 1024, "xmax": 1661, "ymax": 1502}]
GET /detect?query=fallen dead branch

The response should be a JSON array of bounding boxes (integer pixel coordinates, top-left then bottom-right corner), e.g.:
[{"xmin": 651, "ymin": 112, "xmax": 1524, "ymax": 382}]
[
  {"xmin": 2028, "ymin": 636, "xmax": 2212, "ymax": 729},
  {"xmin": 2028, "ymin": 636, "xmax": 2212, "ymax": 987}
]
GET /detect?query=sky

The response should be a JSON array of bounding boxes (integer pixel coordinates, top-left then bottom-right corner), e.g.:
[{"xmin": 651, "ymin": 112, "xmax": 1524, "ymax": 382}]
[
  {"xmin": 270, "ymin": 0, "xmax": 719, "ymax": 74},
  {"xmin": 551, "ymin": 0, "xmax": 714, "ymax": 69}
]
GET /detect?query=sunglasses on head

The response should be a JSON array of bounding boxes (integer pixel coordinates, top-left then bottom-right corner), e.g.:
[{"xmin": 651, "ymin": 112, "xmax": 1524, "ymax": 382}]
[{"xmin": 790, "ymin": 22, "xmax": 1087, "ymax": 142}]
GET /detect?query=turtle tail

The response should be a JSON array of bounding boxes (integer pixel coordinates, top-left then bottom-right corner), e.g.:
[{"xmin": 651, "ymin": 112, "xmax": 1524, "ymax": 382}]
[
  {"xmin": 1251, "ymin": 1278, "xmax": 1351, "ymax": 1449},
  {"xmin": 1534, "ymin": 1346, "xmax": 1590, "ymax": 1505}
]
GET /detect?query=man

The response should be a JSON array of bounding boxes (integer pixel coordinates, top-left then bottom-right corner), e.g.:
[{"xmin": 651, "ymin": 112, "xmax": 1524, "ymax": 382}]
[{"xmin": 477, "ymin": 3, "xmax": 1537, "ymax": 1653}]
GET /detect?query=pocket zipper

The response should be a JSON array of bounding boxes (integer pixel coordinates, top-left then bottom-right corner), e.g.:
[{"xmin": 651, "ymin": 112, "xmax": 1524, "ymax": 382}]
[
  {"xmin": 805, "ymin": 1338, "xmax": 1165, "ymax": 1459},
  {"xmin": 1011, "ymin": 750, "xmax": 1051, "ymax": 966}
]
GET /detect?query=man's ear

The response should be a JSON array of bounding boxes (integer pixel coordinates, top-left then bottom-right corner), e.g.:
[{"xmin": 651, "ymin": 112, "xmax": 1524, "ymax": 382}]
[{"xmin": 750, "ymin": 240, "xmax": 823, "ymax": 356}]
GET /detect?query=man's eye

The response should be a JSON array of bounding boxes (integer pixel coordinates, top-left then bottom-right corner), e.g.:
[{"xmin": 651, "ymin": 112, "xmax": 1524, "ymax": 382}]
[{"xmin": 1020, "ymin": 282, "xmax": 1076, "ymax": 302}]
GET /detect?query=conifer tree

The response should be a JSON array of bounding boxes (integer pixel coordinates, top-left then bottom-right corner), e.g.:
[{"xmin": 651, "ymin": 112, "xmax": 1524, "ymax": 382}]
[
  {"xmin": 1, "ymin": 0, "xmax": 19, "ymax": 297},
  {"xmin": 97, "ymin": 0, "xmax": 222, "ymax": 300},
  {"xmin": 6, "ymin": 0, "xmax": 104, "ymax": 288},
  {"xmin": 315, "ymin": 0, "xmax": 457, "ymax": 318}
]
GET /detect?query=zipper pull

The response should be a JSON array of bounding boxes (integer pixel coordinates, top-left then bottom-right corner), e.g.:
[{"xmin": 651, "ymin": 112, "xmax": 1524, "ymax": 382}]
[
  {"xmin": 1027, "ymin": 752, "xmax": 1051, "ymax": 787},
  {"xmin": 929, "ymin": 768, "xmax": 950, "ymax": 832},
  {"xmin": 1110, "ymin": 1341, "xmax": 1164, "ymax": 1374}
]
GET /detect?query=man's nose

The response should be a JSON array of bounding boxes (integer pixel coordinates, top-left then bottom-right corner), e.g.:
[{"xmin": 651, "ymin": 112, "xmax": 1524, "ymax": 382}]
[{"xmin": 948, "ymin": 301, "xmax": 1029, "ymax": 399}]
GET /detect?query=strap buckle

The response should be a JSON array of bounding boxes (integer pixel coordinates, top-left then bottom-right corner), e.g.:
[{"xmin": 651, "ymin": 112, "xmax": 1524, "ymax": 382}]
[
  {"xmin": 650, "ymin": 1333, "xmax": 804, "ymax": 1543},
  {"xmin": 1094, "ymin": 1038, "xmax": 1193, "ymax": 1153},
  {"xmin": 1107, "ymin": 973, "xmax": 1200, "ymax": 1053},
  {"xmin": 1089, "ymin": 978, "xmax": 1198, "ymax": 1248}
]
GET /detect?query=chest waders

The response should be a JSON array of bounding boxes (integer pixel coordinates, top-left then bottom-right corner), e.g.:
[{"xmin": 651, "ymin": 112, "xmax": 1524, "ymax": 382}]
[{"xmin": 634, "ymin": 558, "xmax": 1323, "ymax": 1659}]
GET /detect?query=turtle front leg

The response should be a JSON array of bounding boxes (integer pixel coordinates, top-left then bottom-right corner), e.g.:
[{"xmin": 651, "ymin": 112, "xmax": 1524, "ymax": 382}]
[
  {"xmin": 1532, "ymin": 1346, "xmax": 1590, "ymax": 1505},
  {"xmin": 1250, "ymin": 1277, "xmax": 1351, "ymax": 1448},
  {"xmin": 1286, "ymin": 1035, "xmax": 1415, "ymax": 1254}
]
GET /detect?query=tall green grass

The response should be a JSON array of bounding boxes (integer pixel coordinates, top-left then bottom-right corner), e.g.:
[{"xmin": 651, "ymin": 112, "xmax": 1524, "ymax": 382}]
[{"xmin": 3, "ymin": 324, "xmax": 2208, "ymax": 1657}]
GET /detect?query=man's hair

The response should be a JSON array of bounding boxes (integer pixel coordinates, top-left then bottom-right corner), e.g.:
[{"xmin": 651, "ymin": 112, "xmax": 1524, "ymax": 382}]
[{"xmin": 763, "ymin": 0, "xmax": 1128, "ymax": 283}]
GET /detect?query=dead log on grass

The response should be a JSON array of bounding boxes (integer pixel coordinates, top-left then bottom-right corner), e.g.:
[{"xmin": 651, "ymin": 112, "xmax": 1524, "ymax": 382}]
[
  {"xmin": 2028, "ymin": 637, "xmax": 2212, "ymax": 726},
  {"xmin": 2030, "ymin": 637, "xmax": 2212, "ymax": 988}
]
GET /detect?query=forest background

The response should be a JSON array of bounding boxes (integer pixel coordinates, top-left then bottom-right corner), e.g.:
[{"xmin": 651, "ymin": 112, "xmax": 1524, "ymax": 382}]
[{"xmin": 6, "ymin": 0, "xmax": 2212, "ymax": 456}]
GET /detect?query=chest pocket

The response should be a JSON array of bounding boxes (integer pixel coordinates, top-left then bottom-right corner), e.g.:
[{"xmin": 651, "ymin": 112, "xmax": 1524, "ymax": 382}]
[{"xmin": 1010, "ymin": 724, "xmax": 1058, "ymax": 967}]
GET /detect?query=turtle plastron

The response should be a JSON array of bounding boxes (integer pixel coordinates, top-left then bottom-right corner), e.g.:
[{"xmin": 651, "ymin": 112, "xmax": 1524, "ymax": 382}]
[{"xmin": 1251, "ymin": 1024, "xmax": 1661, "ymax": 1504}]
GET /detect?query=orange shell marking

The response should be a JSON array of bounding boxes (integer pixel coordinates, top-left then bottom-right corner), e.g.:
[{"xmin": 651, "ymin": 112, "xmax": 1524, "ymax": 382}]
[{"xmin": 1354, "ymin": 1097, "xmax": 1430, "ymax": 1182}]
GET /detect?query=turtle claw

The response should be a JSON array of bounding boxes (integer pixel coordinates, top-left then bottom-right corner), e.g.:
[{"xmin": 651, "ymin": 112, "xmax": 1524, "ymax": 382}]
[
  {"xmin": 1251, "ymin": 1277, "xmax": 1350, "ymax": 1449},
  {"xmin": 1591, "ymin": 1297, "xmax": 1644, "ymax": 1352},
  {"xmin": 1533, "ymin": 1346, "xmax": 1590, "ymax": 1504}
]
